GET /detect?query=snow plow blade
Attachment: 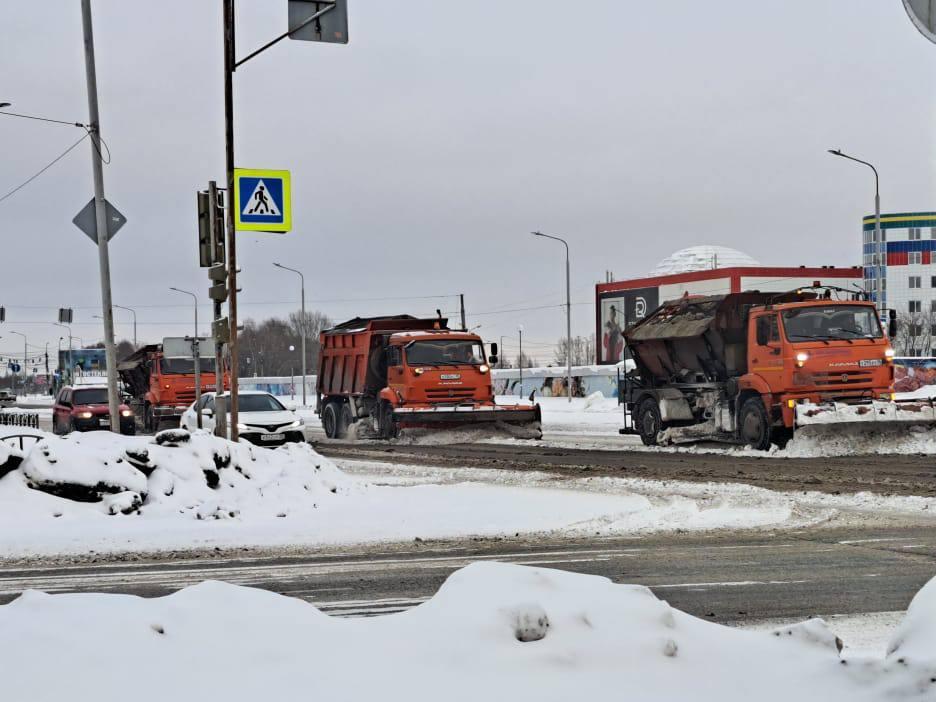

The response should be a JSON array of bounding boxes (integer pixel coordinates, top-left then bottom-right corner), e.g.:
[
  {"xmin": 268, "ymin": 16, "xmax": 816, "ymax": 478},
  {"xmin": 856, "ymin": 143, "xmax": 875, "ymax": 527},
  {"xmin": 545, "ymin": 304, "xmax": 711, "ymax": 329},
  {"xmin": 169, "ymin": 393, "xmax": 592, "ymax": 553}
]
[
  {"xmin": 794, "ymin": 399, "xmax": 936, "ymax": 427},
  {"xmin": 393, "ymin": 404, "xmax": 543, "ymax": 439}
]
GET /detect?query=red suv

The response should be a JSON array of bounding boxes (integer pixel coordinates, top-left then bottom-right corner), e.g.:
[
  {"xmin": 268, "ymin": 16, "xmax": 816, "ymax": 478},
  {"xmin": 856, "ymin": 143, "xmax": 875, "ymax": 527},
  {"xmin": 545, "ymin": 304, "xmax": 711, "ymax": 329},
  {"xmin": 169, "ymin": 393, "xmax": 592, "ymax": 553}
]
[{"xmin": 53, "ymin": 386, "xmax": 136, "ymax": 435}]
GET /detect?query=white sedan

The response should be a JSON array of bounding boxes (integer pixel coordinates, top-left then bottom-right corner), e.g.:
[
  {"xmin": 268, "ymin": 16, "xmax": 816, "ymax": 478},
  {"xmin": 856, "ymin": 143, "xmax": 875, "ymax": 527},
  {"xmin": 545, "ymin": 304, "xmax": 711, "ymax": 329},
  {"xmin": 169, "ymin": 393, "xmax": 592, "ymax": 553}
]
[{"xmin": 181, "ymin": 391, "xmax": 306, "ymax": 446}]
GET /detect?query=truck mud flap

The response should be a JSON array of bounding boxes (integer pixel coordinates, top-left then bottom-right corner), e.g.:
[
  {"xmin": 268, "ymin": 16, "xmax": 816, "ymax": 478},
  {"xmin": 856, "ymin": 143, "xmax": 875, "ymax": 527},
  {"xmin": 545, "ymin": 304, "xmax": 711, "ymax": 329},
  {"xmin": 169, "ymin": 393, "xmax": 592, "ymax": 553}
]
[
  {"xmin": 794, "ymin": 399, "xmax": 936, "ymax": 427},
  {"xmin": 393, "ymin": 405, "xmax": 542, "ymax": 438}
]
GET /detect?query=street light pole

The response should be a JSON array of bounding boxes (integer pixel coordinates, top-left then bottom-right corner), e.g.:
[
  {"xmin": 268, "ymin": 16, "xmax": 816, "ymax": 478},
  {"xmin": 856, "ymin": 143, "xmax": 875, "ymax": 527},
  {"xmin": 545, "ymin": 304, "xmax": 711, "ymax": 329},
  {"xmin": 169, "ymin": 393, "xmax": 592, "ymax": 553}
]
[
  {"xmin": 532, "ymin": 231, "xmax": 573, "ymax": 402},
  {"xmin": 80, "ymin": 0, "xmax": 121, "ymax": 433},
  {"xmin": 828, "ymin": 150, "xmax": 883, "ymax": 314},
  {"xmin": 518, "ymin": 325, "xmax": 523, "ymax": 397},
  {"xmin": 273, "ymin": 262, "xmax": 307, "ymax": 406},
  {"xmin": 170, "ymin": 287, "xmax": 201, "ymax": 429},
  {"xmin": 53, "ymin": 323, "xmax": 73, "ymax": 385},
  {"xmin": 9, "ymin": 331, "xmax": 25, "ymax": 396},
  {"xmin": 114, "ymin": 305, "xmax": 137, "ymax": 348}
]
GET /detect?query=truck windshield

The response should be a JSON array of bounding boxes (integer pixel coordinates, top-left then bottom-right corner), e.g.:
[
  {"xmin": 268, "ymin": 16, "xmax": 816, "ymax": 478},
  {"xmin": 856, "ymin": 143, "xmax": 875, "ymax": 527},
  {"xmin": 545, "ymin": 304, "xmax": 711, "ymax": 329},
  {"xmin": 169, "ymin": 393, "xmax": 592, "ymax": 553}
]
[
  {"xmin": 160, "ymin": 358, "xmax": 217, "ymax": 374},
  {"xmin": 781, "ymin": 305, "xmax": 883, "ymax": 341},
  {"xmin": 73, "ymin": 388, "xmax": 108, "ymax": 404},
  {"xmin": 406, "ymin": 340, "xmax": 485, "ymax": 366}
]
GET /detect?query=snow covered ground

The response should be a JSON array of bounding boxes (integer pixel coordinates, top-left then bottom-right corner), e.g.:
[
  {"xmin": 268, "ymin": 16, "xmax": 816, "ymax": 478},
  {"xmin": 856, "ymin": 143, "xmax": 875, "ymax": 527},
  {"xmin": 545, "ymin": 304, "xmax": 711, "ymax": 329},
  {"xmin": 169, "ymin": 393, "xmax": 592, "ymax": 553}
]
[
  {"xmin": 0, "ymin": 428, "xmax": 829, "ymax": 559},
  {"xmin": 2, "ymin": 561, "xmax": 935, "ymax": 702}
]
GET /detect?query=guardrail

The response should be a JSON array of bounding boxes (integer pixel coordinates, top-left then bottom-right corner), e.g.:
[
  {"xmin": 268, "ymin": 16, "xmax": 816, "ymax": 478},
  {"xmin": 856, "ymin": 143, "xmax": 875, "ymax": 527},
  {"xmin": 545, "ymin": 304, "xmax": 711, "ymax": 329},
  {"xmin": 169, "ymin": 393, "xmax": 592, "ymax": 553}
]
[{"xmin": 0, "ymin": 411, "xmax": 40, "ymax": 429}]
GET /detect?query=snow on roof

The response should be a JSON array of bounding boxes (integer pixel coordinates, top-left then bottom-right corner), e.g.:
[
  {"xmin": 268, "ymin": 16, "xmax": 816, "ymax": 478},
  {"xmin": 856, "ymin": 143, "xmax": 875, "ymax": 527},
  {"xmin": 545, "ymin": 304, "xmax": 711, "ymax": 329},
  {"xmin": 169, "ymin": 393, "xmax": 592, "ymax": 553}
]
[{"xmin": 649, "ymin": 245, "xmax": 760, "ymax": 276}]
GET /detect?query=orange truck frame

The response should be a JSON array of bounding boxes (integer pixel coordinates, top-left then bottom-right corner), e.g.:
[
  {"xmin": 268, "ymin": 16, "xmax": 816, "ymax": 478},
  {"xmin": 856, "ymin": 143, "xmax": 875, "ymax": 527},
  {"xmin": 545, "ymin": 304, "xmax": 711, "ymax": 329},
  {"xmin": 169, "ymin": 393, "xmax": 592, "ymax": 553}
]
[
  {"xmin": 317, "ymin": 315, "xmax": 542, "ymax": 439},
  {"xmin": 117, "ymin": 338, "xmax": 229, "ymax": 432},
  {"xmin": 620, "ymin": 287, "xmax": 911, "ymax": 450}
]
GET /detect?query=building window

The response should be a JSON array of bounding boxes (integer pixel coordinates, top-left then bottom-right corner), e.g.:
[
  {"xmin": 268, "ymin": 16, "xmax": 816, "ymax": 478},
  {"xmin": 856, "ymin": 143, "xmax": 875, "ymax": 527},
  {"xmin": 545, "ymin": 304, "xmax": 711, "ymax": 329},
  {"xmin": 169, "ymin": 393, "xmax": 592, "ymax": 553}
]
[
  {"xmin": 931, "ymin": 227, "xmax": 936, "ymax": 239},
  {"xmin": 931, "ymin": 276, "xmax": 936, "ymax": 288},
  {"xmin": 911, "ymin": 324, "xmax": 923, "ymax": 337},
  {"xmin": 910, "ymin": 252, "xmax": 923, "ymax": 265},
  {"xmin": 931, "ymin": 324, "xmax": 936, "ymax": 337},
  {"xmin": 910, "ymin": 227, "xmax": 922, "ymax": 241},
  {"xmin": 910, "ymin": 276, "xmax": 922, "ymax": 288},
  {"xmin": 910, "ymin": 300, "xmax": 922, "ymax": 314}
]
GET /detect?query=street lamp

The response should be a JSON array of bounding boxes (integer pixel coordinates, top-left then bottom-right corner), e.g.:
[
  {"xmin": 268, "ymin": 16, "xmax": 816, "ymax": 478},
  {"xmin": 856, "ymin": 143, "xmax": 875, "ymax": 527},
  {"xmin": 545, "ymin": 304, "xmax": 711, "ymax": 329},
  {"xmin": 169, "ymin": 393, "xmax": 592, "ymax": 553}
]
[
  {"xmin": 53, "ymin": 323, "xmax": 74, "ymax": 385},
  {"xmin": 273, "ymin": 262, "xmax": 307, "ymax": 407},
  {"xmin": 114, "ymin": 305, "xmax": 137, "ymax": 348},
  {"xmin": 532, "ymin": 231, "xmax": 573, "ymax": 402},
  {"xmin": 518, "ymin": 324, "xmax": 524, "ymax": 398},
  {"xmin": 828, "ymin": 150, "xmax": 883, "ymax": 314},
  {"xmin": 169, "ymin": 287, "xmax": 202, "ymax": 428},
  {"xmin": 289, "ymin": 344, "xmax": 296, "ymax": 400},
  {"xmin": 9, "ymin": 331, "xmax": 26, "ymax": 396}
]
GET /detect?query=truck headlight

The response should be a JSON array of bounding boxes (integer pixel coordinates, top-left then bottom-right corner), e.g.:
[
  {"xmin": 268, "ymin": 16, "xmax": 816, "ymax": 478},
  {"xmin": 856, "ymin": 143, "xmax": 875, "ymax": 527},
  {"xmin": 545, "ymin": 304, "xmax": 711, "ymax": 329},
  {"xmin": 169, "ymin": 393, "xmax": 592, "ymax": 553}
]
[
  {"xmin": 413, "ymin": 367, "xmax": 425, "ymax": 376},
  {"xmin": 795, "ymin": 352, "xmax": 809, "ymax": 367},
  {"xmin": 478, "ymin": 364, "xmax": 489, "ymax": 373},
  {"xmin": 885, "ymin": 347, "xmax": 895, "ymax": 360}
]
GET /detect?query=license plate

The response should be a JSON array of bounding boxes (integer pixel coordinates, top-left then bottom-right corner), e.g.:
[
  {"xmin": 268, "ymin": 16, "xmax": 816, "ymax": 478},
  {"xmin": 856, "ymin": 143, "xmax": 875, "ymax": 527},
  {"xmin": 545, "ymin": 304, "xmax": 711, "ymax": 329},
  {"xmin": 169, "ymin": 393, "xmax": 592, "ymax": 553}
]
[
  {"xmin": 100, "ymin": 418, "xmax": 110, "ymax": 427},
  {"xmin": 261, "ymin": 433, "xmax": 284, "ymax": 441},
  {"xmin": 859, "ymin": 359, "xmax": 883, "ymax": 368},
  {"xmin": 440, "ymin": 374, "xmax": 461, "ymax": 380}
]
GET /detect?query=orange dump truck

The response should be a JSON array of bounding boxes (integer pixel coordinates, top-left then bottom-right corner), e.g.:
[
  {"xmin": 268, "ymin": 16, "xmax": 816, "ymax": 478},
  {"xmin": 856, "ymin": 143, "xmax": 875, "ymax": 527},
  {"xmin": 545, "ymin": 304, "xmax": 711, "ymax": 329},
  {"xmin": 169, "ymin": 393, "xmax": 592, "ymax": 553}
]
[
  {"xmin": 118, "ymin": 337, "xmax": 229, "ymax": 432},
  {"xmin": 620, "ymin": 287, "xmax": 921, "ymax": 450},
  {"xmin": 317, "ymin": 315, "xmax": 542, "ymax": 439}
]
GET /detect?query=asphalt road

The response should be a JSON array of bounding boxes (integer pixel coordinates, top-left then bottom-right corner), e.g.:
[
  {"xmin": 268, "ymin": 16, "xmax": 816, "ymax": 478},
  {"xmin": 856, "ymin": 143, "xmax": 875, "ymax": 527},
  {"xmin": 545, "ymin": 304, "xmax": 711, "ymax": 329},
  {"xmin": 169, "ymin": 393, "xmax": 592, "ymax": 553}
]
[
  {"xmin": 316, "ymin": 440, "xmax": 936, "ymax": 496},
  {"xmin": 1, "ymin": 525, "xmax": 934, "ymax": 623}
]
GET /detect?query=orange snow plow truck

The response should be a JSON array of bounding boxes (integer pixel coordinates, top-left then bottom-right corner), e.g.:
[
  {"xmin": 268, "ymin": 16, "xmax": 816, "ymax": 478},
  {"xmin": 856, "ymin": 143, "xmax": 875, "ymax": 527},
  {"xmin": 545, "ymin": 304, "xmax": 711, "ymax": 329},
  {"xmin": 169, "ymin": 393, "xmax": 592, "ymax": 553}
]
[
  {"xmin": 619, "ymin": 286, "xmax": 928, "ymax": 450},
  {"xmin": 317, "ymin": 315, "xmax": 542, "ymax": 439}
]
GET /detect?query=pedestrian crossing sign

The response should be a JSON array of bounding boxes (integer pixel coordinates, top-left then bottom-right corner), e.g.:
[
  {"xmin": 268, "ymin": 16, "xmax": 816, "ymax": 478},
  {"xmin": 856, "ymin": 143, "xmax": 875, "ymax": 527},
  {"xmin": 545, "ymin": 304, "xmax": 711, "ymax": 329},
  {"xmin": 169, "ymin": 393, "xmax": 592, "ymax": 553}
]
[{"xmin": 233, "ymin": 168, "xmax": 292, "ymax": 233}]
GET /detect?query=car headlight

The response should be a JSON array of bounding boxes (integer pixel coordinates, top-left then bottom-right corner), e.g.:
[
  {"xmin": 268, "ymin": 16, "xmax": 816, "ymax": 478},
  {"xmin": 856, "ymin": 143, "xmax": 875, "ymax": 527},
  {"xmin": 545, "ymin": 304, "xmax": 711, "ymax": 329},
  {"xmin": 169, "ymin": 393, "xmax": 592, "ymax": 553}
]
[
  {"xmin": 284, "ymin": 420, "xmax": 303, "ymax": 429},
  {"xmin": 120, "ymin": 409, "xmax": 133, "ymax": 417},
  {"xmin": 77, "ymin": 411, "xmax": 93, "ymax": 419},
  {"xmin": 237, "ymin": 423, "xmax": 248, "ymax": 431}
]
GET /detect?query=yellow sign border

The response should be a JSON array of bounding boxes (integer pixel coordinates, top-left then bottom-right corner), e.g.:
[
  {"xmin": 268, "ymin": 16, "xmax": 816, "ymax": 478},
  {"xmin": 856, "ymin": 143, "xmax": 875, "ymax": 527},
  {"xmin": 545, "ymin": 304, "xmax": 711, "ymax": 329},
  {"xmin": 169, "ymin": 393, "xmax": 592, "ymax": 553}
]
[{"xmin": 233, "ymin": 168, "xmax": 292, "ymax": 233}]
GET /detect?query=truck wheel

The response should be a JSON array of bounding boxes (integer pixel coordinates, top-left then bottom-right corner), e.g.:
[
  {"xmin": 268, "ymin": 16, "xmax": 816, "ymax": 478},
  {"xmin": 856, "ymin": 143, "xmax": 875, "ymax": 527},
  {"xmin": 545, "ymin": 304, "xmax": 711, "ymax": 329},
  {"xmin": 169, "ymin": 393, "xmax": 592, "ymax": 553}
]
[
  {"xmin": 322, "ymin": 403, "xmax": 339, "ymax": 439},
  {"xmin": 336, "ymin": 404, "xmax": 351, "ymax": 439},
  {"xmin": 636, "ymin": 397, "xmax": 661, "ymax": 446},
  {"xmin": 377, "ymin": 400, "xmax": 397, "ymax": 440},
  {"xmin": 739, "ymin": 397, "xmax": 772, "ymax": 451}
]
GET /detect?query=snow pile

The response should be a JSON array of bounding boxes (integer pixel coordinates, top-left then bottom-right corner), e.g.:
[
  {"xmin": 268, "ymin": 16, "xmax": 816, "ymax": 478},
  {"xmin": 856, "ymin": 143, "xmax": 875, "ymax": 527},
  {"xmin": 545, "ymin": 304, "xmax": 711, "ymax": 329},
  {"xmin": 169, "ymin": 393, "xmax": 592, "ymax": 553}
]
[
  {"xmin": 781, "ymin": 424, "xmax": 936, "ymax": 458},
  {"xmin": 1, "ymin": 563, "xmax": 934, "ymax": 702}
]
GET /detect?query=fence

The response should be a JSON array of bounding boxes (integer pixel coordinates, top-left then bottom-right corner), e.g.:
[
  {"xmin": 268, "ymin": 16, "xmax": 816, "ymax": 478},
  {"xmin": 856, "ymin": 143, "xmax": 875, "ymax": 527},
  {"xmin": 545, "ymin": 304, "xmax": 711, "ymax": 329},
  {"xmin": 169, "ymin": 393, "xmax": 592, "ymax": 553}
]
[{"xmin": 0, "ymin": 411, "xmax": 40, "ymax": 429}]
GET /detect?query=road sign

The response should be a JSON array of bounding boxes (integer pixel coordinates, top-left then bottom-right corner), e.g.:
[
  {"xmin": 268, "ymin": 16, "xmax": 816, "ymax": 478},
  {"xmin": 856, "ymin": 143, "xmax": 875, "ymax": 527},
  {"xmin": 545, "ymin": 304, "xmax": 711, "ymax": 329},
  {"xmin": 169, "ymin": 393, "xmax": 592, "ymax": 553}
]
[
  {"xmin": 288, "ymin": 0, "xmax": 348, "ymax": 44},
  {"xmin": 233, "ymin": 168, "xmax": 292, "ymax": 233},
  {"xmin": 904, "ymin": 0, "xmax": 936, "ymax": 42},
  {"xmin": 72, "ymin": 198, "xmax": 127, "ymax": 243}
]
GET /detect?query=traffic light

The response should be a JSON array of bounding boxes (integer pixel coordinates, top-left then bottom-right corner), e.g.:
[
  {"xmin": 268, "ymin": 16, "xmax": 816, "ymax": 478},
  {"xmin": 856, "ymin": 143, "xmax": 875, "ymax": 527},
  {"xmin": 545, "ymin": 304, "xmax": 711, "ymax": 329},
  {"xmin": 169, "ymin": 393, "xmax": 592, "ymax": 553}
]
[
  {"xmin": 208, "ymin": 263, "xmax": 228, "ymax": 302},
  {"xmin": 58, "ymin": 308, "xmax": 73, "ymax": 324},
  {"xmin": 197, "ymin": 188, "xmax": 225, "ymax": 268},
  {"xmin": 0, "ymin": 306, "xmax": 5, "ymax": 323}
]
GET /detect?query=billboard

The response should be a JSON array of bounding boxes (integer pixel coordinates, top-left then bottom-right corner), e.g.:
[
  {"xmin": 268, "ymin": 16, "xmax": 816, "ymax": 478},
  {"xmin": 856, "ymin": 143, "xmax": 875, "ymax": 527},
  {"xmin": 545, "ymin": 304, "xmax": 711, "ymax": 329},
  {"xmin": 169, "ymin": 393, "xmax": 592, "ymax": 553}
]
[{"xmin": 598, "ymin": 287, "xmax": 658, "ymax": 364}]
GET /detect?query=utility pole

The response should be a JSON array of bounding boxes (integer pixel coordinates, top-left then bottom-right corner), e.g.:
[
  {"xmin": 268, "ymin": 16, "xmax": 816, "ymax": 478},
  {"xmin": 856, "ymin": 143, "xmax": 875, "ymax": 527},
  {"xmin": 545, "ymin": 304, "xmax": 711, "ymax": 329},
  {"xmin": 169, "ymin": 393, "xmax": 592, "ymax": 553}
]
[
  {"xmin": 223, "ymin": 0, "xmax": 240, "ymax": 440},
  {"xmin": 518, "ymin": 325, "xmax": 523, "ymax": 397},
  {"xmin": 10, "ymin": 332, "xmax": 25, "ymax": 396},
  {"xmin": 459, "ymin": 294, "xmax": 466, "ymax": 331},
  {"xmin": 208, "ymin": 180, "xmax": 227, "ymax": 438},
  {"xmin": 114, "ymin": 305, "xmax": 137, "ymax": 348},
  {"xmin": 80, "ymin": 0, "xmax": 120, "ymax": 433},
  {"xmin": 273, "ymin": 262, "xmax": 307, "ymax": 406}
]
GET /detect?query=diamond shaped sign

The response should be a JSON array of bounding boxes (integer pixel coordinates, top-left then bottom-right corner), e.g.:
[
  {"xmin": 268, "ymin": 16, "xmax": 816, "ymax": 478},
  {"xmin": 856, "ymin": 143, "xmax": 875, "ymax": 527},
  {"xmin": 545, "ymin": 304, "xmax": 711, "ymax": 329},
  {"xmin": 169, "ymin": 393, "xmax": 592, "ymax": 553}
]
[{"xmin": 72, "ymin": 198, "xmax": 127, "ymax": 244}]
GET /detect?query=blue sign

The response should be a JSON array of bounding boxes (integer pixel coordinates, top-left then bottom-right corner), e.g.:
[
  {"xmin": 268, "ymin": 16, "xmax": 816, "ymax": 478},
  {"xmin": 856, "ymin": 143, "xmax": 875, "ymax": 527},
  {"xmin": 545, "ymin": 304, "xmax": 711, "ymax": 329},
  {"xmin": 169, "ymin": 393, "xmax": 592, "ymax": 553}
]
[
  {"xmin": 233, "ymin": 168, "xmax": 292, "ymax": 233},
  {"xmin": 8, "ymin": 363, "xmax": 20, "ymax": 373}
]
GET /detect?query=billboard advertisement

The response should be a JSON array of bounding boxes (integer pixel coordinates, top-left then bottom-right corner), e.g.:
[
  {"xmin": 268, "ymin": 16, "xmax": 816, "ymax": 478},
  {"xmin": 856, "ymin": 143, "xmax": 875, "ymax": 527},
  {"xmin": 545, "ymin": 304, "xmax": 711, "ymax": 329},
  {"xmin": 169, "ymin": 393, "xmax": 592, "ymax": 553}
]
[{"xmin": 598, "ymin": 287, "xmax": 659, "ymax": 364}]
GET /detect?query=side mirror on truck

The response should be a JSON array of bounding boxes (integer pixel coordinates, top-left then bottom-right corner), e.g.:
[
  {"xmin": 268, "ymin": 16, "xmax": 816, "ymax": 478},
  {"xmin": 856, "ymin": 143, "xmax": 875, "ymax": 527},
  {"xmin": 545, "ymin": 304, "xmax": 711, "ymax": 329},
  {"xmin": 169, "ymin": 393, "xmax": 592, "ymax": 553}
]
[{"xmin": 888, "ymin": 309, "xmax": 897, "ymax": 338}]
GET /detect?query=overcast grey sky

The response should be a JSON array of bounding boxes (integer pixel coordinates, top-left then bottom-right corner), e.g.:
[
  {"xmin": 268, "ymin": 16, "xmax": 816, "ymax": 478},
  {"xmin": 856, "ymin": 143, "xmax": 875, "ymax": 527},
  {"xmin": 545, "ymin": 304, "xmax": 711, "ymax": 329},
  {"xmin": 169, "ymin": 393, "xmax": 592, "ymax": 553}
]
[{"xmin": 1, "ymin": 1, "xmax": 934, "ymax": 363}]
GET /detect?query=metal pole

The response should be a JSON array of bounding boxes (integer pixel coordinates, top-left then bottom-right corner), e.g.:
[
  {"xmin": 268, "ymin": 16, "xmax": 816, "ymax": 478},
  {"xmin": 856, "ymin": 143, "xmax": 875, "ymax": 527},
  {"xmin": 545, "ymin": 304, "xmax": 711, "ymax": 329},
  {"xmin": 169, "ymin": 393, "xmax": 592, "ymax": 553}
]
[
  {"xmin": 223, "ymin": 0, "xmax": 240, "ymax": 440},
  {"xmin": 459, "ymin": 294, "xmax": 466, "ymax": 331},
  {"xmin": 170, "ymin": 288, "xmax": 201, "ymax": 428},
  {"xmin": 274, "ymin": 263, "xmax": 307, "ymax": 407},
  {"xmin": 518, "ymin": 326, "xmax": 523, "ymax": 397},
  {"xmin": 208, "ymin": 181, "xmax": 227, "ymax": 438},
  {"xmin": 531, "ymin": 231, "xmax": 573, "ymax": 402},
  {"xmin": 80, "ymin": 0, "xmax": 121, "ymax": 433},
  {"xmin": 10, "ymin": 332, "xmax": 25, "ymax": 396},
  {"xmin": 114, "ymin": 305, "xmax": 136, "ymax": 348}
]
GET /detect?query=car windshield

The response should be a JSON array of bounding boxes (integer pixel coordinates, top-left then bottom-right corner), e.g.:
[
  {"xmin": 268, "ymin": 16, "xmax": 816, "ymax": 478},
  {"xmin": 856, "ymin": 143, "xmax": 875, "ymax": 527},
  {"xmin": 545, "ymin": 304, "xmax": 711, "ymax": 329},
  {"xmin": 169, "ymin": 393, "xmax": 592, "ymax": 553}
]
[
  {"xmin": 73, "ymin": 388, "xmax": 108, "ymax": 405},
  {"xmin": 406, "ymin": 340, "xmax": 485, "ymax": 366},
  {"xmin": 227, "ymin": 394, "xmax": 284, "ymax": 412},
  {"xmin": 781, "ymin": 305, "xmax": 883, "ymax": 341},
  {"xmin": 160, "ymin": 358, "xmax": 217, "ymax": 374}
]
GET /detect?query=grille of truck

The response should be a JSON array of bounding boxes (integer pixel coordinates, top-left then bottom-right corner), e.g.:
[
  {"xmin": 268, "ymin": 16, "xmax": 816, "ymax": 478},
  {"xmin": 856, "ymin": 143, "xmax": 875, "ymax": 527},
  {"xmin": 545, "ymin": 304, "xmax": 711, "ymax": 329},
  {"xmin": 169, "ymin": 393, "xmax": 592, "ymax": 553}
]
[
  {"xmin": 425, "ymin": 388, "xmax": 476, "ymax": 401},
  {"xmin": 807, "ymin": 371, "xmax": 875, "ymax": 387},
  {"xmin": 175, "ymin": 391, "xmax": 197, "ymax": 403}
]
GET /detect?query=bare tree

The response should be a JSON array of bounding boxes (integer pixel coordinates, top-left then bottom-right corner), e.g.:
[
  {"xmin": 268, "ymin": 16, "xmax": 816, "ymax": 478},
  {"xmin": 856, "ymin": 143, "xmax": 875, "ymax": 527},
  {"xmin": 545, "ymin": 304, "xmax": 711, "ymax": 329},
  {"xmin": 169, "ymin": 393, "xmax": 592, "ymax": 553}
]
[
  {"xmin": 287, "ymin": 310, "xmax": 332, "ymax": 369},
  {"xmin": 553, "ymin": 334, "xmax": 596, "ymax": 366},
  {"xmin": 895, "ymin": 311, "xmax": 934, "ymax": 357},
  {"xmin": 515, "ymin": 352, "xmax": 537, "ymax": 368}
]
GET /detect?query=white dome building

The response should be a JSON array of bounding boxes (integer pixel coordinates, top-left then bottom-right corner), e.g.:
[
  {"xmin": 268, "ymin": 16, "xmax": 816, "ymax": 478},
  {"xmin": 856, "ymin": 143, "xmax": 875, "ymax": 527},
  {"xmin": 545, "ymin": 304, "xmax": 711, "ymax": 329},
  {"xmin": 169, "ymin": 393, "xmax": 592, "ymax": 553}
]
[{"xmin": 649, "ymin": 245, "xmax": 760, "ymax": 277}]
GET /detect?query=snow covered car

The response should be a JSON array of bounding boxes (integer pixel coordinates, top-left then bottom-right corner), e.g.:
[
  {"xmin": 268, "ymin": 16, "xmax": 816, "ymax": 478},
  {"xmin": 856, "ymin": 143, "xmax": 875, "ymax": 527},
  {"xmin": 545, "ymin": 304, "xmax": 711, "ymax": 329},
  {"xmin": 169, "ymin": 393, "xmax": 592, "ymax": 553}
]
[
  {"xmin": 0, "ymin": 390, "xmax": 15, "ymax": 408},
  {"xmin": 52, "ymin": 385, "xmax": 136, "ymax": 435},
  {"xmin": 181, "ymin": 391, "xmax": 305, "ymax": 447}
]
